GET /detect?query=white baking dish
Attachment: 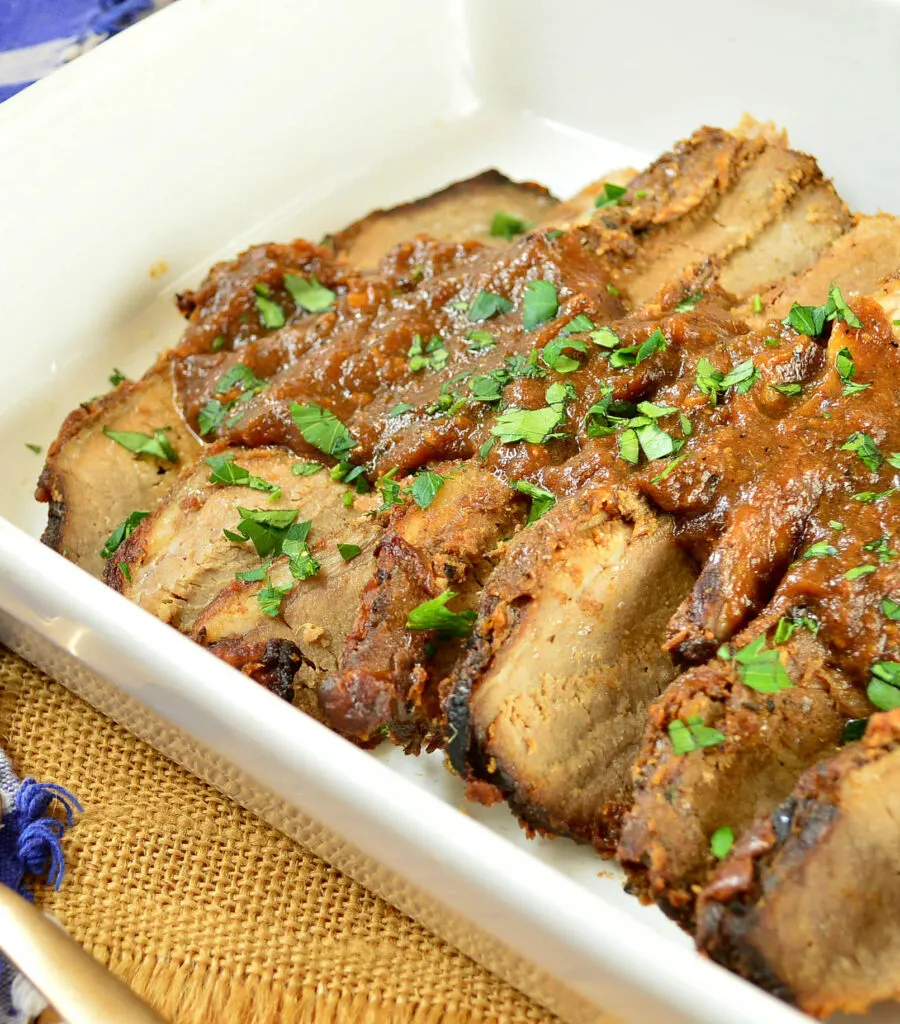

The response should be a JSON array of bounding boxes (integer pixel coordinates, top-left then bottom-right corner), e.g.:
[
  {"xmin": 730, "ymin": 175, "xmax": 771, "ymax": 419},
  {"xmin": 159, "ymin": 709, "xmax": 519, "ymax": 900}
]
[{"xmin": 0, "ymin": 1, "xmax": 896, "ymax": 1020}]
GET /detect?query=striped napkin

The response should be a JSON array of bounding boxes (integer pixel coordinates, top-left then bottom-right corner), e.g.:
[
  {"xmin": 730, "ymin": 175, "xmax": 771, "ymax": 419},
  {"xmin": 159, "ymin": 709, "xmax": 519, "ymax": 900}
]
[{"xmin": 0, "ymin": 0, "xmax": 174, "ymax": 104}]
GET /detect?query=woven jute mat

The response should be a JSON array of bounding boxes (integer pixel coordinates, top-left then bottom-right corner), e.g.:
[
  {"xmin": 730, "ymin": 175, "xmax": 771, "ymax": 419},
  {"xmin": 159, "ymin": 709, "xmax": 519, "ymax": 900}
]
[{"xmin": 0, "ymin": 648, "xmax": 558, "ymax": 1024}]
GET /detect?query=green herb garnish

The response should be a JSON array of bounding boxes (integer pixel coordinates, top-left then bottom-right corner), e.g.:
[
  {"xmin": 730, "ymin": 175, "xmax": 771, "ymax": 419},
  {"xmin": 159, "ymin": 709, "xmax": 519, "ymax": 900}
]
[
  {"xmin": 291, "ymin": 461, "xmax": 324, "ymax": 476},
  {"xmin": 594, "ymin": 182, "xmax": 628, "ymax": 208},
  {"xmin": 512, "ymin": 480, "xmax": 556, "ymax": 524},
  {"xmin": 103, "ymin": 427, "xmax": 177, "ymax": 462},
  {"xmin": 290, "ymin": 403, "xmax": 356, "ymax": 460},
  {"xmin": 867, "ymin": 661, "xmax": 900, "ymax": 711},
  {"xmin": 840, "ymin": 432, "xmax": 883, "ymax": 473},
  {"xmin": 109, "ymin": 368, "xmax": 127, "ymax": 387},
  {"xmin": 254, "ymin": 285, "xmax": 286, "ymax": 328},
  {"xmin": 338, "ymin": 543, "xmax": 361, "ymax": 562},
  {"xmin": 721, "ymin": 635, "xmax": 792, "ymax": 693},
  {"xmin": 406, "ymin": 591, "xmax": 476, "ymax": 638},
  {"xmin": 490, "ymin": 211, "xmax": 533, "ymax": 241},
  {"xmin": 522, "ymin": 280, "xmax": 559, "ymax": 332},
  {"xmin": 100, "ymin": 510, "xmax": 150, "ymax": 560},
  {"xmin": 206, "ymin": 453, "xmax": 281, "ymax": 499},
  {"xmin": 411, "ymin": 470, "xmax": 445, "ymax": 510},
  {"xmin": 465, "ymin": 329, "xmax": 495, "ymax": 351},
  {"xmin": 24, "ymin": 443, "xmax": 41, "ymax": 454},
  {"xmin": 468, "ymin": 290, "xmax": 513, "ymax": 322},
  {"xmin": 710, "ymin": 827, "xmax": 734, "ymax": 860},
  {"xmin": 284, "ymin": 273, "xmax": 336, "ymax": 312},
  {"xmin": 667, "ymin": 716, "xmax": 726, "ymax": 755},
  {"xmin": 675, "ymin": 293, "xmax": 703, "ymax": 313}
]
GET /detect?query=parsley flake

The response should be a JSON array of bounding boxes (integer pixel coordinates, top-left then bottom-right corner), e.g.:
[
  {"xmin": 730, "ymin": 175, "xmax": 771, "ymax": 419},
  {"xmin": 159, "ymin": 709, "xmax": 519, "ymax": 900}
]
[
  {"xmin": 103, "ymin": 427, "xmax": 177, "ymax": 462},
  {"xmin": 206, "ymin": 453, "xmax": 281, "ymax": 499},
  {"xmin": 291, "ymin": 461, "xmax": 324, "ymax": 476},
  {"xmin": 468, "ymin": 290, "xmax": 513, "ymax": 322},
  {"xmin": 668, "ymin": 716, "xmax": 726, "ymax": 755},
  {"xmin": 490, "ymin": 211, "xmax": 533, "ymax": 241},
  {"xmin": 594, "ymin": 182, "xmax": 628, "ymax": 208},
  {"xmin": 408, "ymin": 334, "xmax": 448, "ymax": 372},
  {"xmin": 721, "ymin": 635, "xmax": 792, "ymax": 693},
  {"xmin": 675, "ymin": 293, "xmax": 703, "ymax": 313},
  {"xmin": 109, "ymin": 367, "xmax": 127, "ymax": 387},
  {"xmin": 523, "ymin": 280, "xmax": 559, "ymax": 332},
  {"xmin": 338, "ymin": 543, "xmax": 362, "ymax": 562},
  {"xmin": 254, "ymin": 288, "xmax": 286, "ymax": 329},
  {"xmin": 710, "ymin": 826, "xmax": 734, "ymax": 860},
  {"xmin": 867, "ymin": 661, "xmax": 900, "ymax": 711},
  {"xmin": 411, "ymin": 471, "xmax": 445, "ymax": 510},
  {"xmin": 834, "ymin": 346, "xmax": 871, "ymax": 396},
  {"xmin": 512, "ymin": 480, "xmax": 556, "ymax": 524},
  {"xmin": 100, "ymin": 510, "xmax": 150, "ymax": 560},
  {"xmin": 284, "ymin": 273, "xmax": 336, "ymax": 312},
  {"xmin": 290, "ymin": 403, "xmax": 356, "ymax": 460},
  {"xmin": 840, "ymin": 432, "xmax": 883, "ymax": 473},
  {"xmin": 24, "ymin": 443, "xmax": 41, "ymax": 454},
  {"xmin": 465, "ymin": 330, "xmax": 495, "ymax": 351},
  {"xmin": 406, "ymin": 591, "xmax": 477, "ymax": 638},
  {"xmin": 881, "ymin": 597, "xmax": 900, "ymax": 620}
]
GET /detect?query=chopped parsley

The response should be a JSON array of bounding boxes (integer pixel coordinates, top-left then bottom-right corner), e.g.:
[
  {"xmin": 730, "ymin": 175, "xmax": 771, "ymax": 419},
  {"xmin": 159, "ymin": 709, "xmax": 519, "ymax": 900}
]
[
  {"xmin": 770, "ymin": 382, "xmax": 803, "ymax": 397},
  {"xmin": 541, "ymin": 334, "xmax": 588, "ymax": 373},
  {"xmin": 650, "ymin": 452, "xmax": 690, "ymax": 483},
  {"xmin": 103, "ymin": 427, "xmax": 177, "ymax": 462},
  {"xmin": 675, "ymin": 293, "xmax": 703, "ymax": 313},
  {"xmin": 408, "ymin": 334, "xmax": 448, "ymax": 372},
  {"xmin": 710, "ymin": 826, "xmax": 734, "ymax": 860},
  {"xmin": 719, "ymin": 635, "xmax": 792, "ymax": 693},
  {"xmin": 206, "ymin": 453, "xmax": 281, "ymax": 499},
  {"xmin": 211, "ymin": 335, "xmax": 226, "ymax": 351},
  {"xmin": 282, "ymin": 528, "xmax": 320, "ymax": 581},
  {"xmin": 373, "ymin": 467, "xmax": 404, "ymax": 513},
  {"xmin": 845, "ymin": 564, "xmax": 877, "ymax": 580},
  {"xmin": 560, "ymin": 314, "xmax": 595, "ymax": 335},
  {"xmin": 24, "ymin": 443, "xmax": 41, "ymax": 454},
  {"xmin": 802, "ymin": 540, "xmax": 838, "ymax": 559},
  {"xmin": 881, "ymin": 597, "xmax": 900, "ymax": 620},
  {"xmin": 851, "ymin": 488, "xmax": 897, "ymax": 503},
  {"xmin": 468, "ymin": 290, "xmax": 513, "ymax": 322},
  {"xmin": 840, "ymin": 432, "xmax": 883, "ymax": 472},
  {"xmin": 236, "ymin": 564, "xmax": 269, "ymax": 583},
  {"xmin": 489, "ymin": 211, "xmax": 532, "ymax": 241},
  {"xmin": 867, "ymin": 661, "xmax": 900, "ymax": 711},
  {"xmin": 215, "ymin": 363, "xmax": 268, "ymax": 396},
  {"xmin": 522, "ymin": 280, "xmax": 559, "ymax": 332},
  {"xmin": 594, "ymin": 182, "xmax": 628, "ymax": 208},
  {"xmin": 465, "ymin": 329, "xmax": 495, "ymax": 351},
  {"xmin": 100, "ymin": 510, "xmax": 150, "ymax": 560},
  {"xmin": 694, "ymin": 358, "xmax": 758, "ymax": 404},
  {"xmin": 783, "ymin": 282, "xmax": 862, "ymax": 338},
  {"xmin": 254, "ymin": 284, "xmax": 285, "ymax": 328},
  {"xmin": 834, "ymin": 346, "xmax": 871, "ymax": 396},
  {"xmin": 291, "ymin": 461, "xmax": 323, "ymax": 476},
  {"xmin": 862, "ymin": 535, "xmax": 898, "ymax": 562},
  {"xmin": 199, "ymin": 364, "xmax": 270, "ymax": 436},
  {"xmin": 840, "ymin": 719, "xmax": 868, "ymax": 745},
  {"xmin": 606, "ymin": 282, "xmax": 620, "ymax": 297},
  {"xmin": 290, "ymin": 403, "xmax": 356, "ymax": 460},
  {"xmin": 608, "ymin": 328, "xmax": 667, "ymax": 369},
  {"xmin": 491, "ymin": 383, "xmax": 571, "ymax": 445},
  {"xmin": 388, "ymin": 402, "xmax": 416, "ymax": 418},
  {"xmin": 512, "ymin": 480, "xmax": 556, "ymax": 524},
  {"xmin": 109, "ymin": 367, "xmax": 127, "ymax": 387},
  {"xmin": 258, "ymin": 579, "xmax": 293, "ymax": 618},
  {"xmin": 338, "ymin": 543, "xmax": 361, "ymax": 561},
  {"xmin": 469, "ymin": 368, "xmax": 510, "ymax": 403},
  {"xmin": 504, "ymin": 349, "xmax": 547, "ymax": 380},
  {"xmin": 284, "ymin": 273, "xmax": 335, "ymax": 313},
  {"xmin": 667, "ymin": 716, "xmax": 726, "ymax": 755},
  {"xmin": 406, "ymin": 590, "xmax": 477, "ymax": 638},
  {"xmin": 773, "ymin": 612, "xmax": 820, "ymax": 645},
  {"xmin": 752, "ymin": 294, "xmax": 763, "ymax": 314},
  {"xmin": 224, "ymin": 507, "xmax": 301, "ymax": 558},
  {"xmin": 410, "ymin": 470, "xmax": 445, "ymax": 510}
]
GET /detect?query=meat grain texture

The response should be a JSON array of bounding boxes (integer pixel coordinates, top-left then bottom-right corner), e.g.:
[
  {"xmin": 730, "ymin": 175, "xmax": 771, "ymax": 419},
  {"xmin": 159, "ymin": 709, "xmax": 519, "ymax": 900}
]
[{"xmin": 35, "ymin": 121, "xmax": 900, "ymax": 1016}]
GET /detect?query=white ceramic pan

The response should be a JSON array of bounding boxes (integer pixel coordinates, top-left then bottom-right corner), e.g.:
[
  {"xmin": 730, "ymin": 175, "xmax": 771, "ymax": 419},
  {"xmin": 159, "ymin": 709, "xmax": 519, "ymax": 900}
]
[{"xmin": 1, "ymin": 1, "xmax": 897, "ymax": 1020}]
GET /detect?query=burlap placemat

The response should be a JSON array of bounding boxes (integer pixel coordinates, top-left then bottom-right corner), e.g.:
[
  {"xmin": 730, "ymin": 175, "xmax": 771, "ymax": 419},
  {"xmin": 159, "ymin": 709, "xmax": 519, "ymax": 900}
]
[{"xmin": 0, "ymin": 648, "xmax": 558, "ymax": 1024}]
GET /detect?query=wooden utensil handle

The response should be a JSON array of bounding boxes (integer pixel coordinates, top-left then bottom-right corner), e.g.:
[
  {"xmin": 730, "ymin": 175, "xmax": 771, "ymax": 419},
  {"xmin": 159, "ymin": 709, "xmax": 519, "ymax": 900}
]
[{"xmin": 0, "ymin": 884, "xmax": 166, "ymax": 1024}]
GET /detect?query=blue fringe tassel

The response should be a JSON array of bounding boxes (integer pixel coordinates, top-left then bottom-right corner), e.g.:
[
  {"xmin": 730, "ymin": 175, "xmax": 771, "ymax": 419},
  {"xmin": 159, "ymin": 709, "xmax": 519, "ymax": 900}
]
[{"xmin": 12, "ymin": 780, "xmax": 83, "ymax": 892}]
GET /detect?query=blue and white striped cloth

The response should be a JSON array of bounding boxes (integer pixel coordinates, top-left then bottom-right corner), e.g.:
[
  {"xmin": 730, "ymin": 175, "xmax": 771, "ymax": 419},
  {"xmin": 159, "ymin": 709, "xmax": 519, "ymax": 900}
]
[
  {"xmin": 0, "ymin": 751, "xmax": 81, "ymax": 1023},
  {"xmin": 0, "ymin": 0, "xmax": 174, "ymax": 104}
]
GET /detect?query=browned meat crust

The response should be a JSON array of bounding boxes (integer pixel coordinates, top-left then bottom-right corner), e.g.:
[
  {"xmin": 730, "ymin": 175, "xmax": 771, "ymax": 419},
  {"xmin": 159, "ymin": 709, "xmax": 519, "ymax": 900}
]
[
  {"xmin": 618, "ymin": 628, "xmax": 862, "ymax": 927},
  {"xmin": 329, "ymin": 170, "xmax": 558, "ymax": 271},
  {"xmin": 445, "ymin": 486, "xmax": 697, "ymax": 851},
  {"xmin": 695, "ymin": 709, "xmax": 900, "ymax": 1017},
  {"xmin": 318, "ymin": 462, "xmax": 526, "ymax": 748},
  {"xmin": 209, "ymin": 636, "xmax": 303, "ymax": 703}
]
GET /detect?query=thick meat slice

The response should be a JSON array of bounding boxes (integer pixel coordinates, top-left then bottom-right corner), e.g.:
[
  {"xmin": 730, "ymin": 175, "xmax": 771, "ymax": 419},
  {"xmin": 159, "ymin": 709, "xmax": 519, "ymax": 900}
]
[
  {"xmin": 717, "ymin": 182, "xmax": 850, "ymax": 300},
  {"xmin": 318, "ymin": 462, "xmax": 526, "ymax": 748},
  {"xmin": 445, "ymin": 486, "xmax": 697, "ymax": 852},
  {"xmin": 621, "ymin": 141, "xmax": 845, "ymax": 307},
  {"xmin": 328, "ymin": 171, "xmax": 558, "ymax": 271},
  {"xmin": 696, "ymin": 709, "xmax": 900, "ymax": 1017},
  {"xmin": 36, "ymin": 363, "xmax": 201, "ymax": 577},
  {"xmin": 190, "ymin": 508, "xmax": 381, "ymax": 717},
  {"xmin": 106, "ymin": 447, "xmax": 376, "ymax": 634},
  {"xmin": 740, "ymin": 213, "xmax": 900, "ymax": 325},
  {"xmin": 618, "ymin": 628, "xmax": 867, "ymax": 928}
]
